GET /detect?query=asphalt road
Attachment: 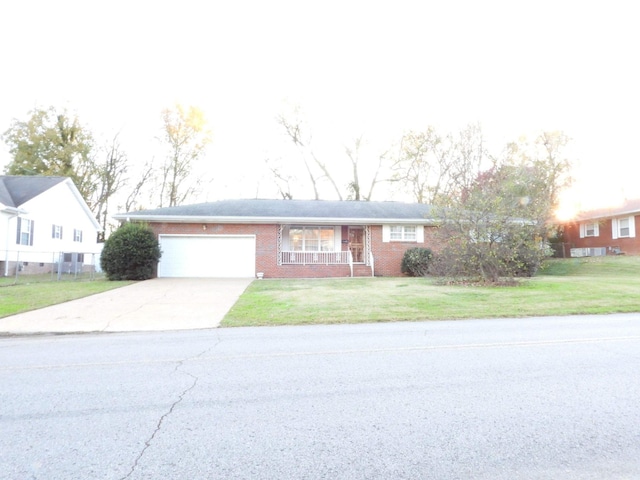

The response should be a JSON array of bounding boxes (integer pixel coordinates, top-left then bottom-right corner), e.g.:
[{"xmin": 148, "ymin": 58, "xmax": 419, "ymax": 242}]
[{"xmin": 1, "ymin": 314, "xmax": 639, "ymax": 479}]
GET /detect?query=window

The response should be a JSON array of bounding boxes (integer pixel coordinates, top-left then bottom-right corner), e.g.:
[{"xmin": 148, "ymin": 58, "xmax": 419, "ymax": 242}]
[
  {"xmin": 612, "ymin": 216, "xmax": 636, "ymax": 240},
  {"xmin": 289, "ymin": 226, "xmax": 334, "ymax": 251},
  {"xmin": 16, "ymin": 218, "xmax": 34, "ymax": 246},
  {"xmin": 579, "ymin": 222, "xmax": 599, "ymax": 238},
  {"xmin": 619, "ymin": 218, "xmax": 630, "ymax": 237},
  {"xmin": 52, "ymin": 224, "xmax": 63, "ymax": 239},
  {"xmin": 73, "ymin": 229, "xmax": 83, "ymax": 242},
  {"xmin": 389, "ymin": 225, "xmax": 416, "ymax": 241}
]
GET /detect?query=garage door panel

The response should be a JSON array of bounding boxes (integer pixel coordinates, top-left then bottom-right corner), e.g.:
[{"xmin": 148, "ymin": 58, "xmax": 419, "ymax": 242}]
[{"xmin": 158, "ymin": 235, "xmax": 255, "ymax": 278}]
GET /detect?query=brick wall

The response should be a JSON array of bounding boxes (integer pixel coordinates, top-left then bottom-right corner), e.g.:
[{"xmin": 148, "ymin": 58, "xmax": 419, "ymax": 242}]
[
  {"xmin": 149, "ymin": 222, "xmax": 281, "ymax": 276},
  {"xmin": 369, "ymin": 225, "xmax": 441, "ymax": 276},
  {"xmin": 148, "ymin": 222, "xmax": 440, "ymax": 278}
]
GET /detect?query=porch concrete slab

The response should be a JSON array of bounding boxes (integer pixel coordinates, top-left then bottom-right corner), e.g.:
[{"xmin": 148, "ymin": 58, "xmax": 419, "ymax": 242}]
[{"xmin": 0, "ymin": 278, "xmax": 253, "ymax": 335}]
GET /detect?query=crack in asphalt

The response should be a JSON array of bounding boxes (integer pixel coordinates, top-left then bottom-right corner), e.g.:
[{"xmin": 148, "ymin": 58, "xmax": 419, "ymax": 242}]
[{"xmin": 118, "ymin": 350, "xmax": 207, "ymax": 480}]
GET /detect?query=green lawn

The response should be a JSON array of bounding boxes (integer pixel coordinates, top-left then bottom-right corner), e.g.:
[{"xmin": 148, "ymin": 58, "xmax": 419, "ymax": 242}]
[
  {"xmin": 3, "ymin": 256, "xmax": 639, "ymax": 326},
  {"xmin": 222, "ymin": 256, "xmax": 640, "ymax": 327},
  {"xmin": 0, "ymin": 275, "xmax": 134, "ymax": 318}
]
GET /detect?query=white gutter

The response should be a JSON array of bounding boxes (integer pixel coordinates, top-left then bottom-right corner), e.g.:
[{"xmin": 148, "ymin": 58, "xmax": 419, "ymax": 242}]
[
  {"xmin": 112, "ymin": 214, "xmax": 439, "ymax": 226},
  {"xmin": 3, "ymin": 207, "xmax": 24, "ymax": 276}
]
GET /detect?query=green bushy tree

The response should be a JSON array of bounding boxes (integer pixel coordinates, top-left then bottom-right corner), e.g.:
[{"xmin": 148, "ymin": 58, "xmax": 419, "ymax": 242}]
[{"xmin": 100, "ymin": 223, "xmax": 161, "ymax": 280}]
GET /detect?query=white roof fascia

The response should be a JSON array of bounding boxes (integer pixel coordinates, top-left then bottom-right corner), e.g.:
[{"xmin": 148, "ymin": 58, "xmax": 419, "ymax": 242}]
[
  {"xmin": 114, "ymin": 214, "xmax": 438, "ymax": 226},
  {"xmin": 1, "ymin": 206, "xmax": 25, "ymax": 215},
  {"xmin": 578, "ymin": 209, "xmax": 640, "ymax": 222},
  {"xmin": 63, "ymin": 179, "xmax": 102, "ymax": 231}
]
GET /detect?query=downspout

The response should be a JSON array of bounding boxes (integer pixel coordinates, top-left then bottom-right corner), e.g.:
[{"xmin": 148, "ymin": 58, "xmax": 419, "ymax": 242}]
[{"xmin": 3, "ymin": 208, "xmax": 23, "ymax": 277}]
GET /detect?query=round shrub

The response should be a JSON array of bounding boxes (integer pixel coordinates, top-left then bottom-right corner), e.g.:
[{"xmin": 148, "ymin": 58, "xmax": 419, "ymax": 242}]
[
  {"xmin": 401, "ymin": 247, "xmax": 433, "ymax": 277},
  {"xmin": 100, "ymin": 223, "xmax": 162, "ymax": 280}
]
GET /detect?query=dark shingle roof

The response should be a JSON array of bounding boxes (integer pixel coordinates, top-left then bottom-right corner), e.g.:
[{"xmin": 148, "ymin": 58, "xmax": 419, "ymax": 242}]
[
  {"xmin": 115, "ymin": 199, "xmax": 437, "ymax": 224},
  {"xmin": 0, "ymin": 175, "xmax": 67, "ymax": 208}
]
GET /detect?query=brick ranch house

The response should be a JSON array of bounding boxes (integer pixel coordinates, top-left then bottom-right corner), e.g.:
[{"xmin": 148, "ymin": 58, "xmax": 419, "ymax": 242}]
[
  {"xmin": 561, "ymin": 198, "xmax": 640, "ymax": 257},
  {"xmin": 113, "ymin": 199, "xmax": 441, "ymax": 278}
]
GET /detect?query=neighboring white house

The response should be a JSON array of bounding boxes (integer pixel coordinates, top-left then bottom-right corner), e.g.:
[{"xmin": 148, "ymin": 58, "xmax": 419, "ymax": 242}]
[{"xmin": 0, "ymin": 175, "xmax": 101, "ymax": 276}]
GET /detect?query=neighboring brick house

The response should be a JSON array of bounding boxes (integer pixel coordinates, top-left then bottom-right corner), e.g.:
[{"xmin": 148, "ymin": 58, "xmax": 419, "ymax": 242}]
[
  {"xmin": 561, "ymin": 198, "xmax": 640, "ymax": 257},
  {"xmin": 113, "ymin": 199, "xmax": 440, "ymax": 278}
]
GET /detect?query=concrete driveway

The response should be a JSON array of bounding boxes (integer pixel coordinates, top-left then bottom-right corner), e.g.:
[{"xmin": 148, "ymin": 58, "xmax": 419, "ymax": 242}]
[{"xmin": 0, "ymin": 278, "xmax": 253, "ymax": 335}]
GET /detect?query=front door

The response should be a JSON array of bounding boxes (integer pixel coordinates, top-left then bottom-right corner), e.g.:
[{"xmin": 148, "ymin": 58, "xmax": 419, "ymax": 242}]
[{"xmin": 348, "ymin": 227, "xmax": 364, "ymax": 263}]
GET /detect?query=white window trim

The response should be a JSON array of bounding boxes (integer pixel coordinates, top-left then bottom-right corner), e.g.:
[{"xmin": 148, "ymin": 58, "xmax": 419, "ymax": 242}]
[
  {"xmin": 612, "ymin": 216, "xmax": 636, "ymax": 240},
  {"xmin": 383, "ymin": 225, "xmax": 424, "ymax": 243},
  {"xmin": 16, "ymin": 218, "xmax": 34, "ymax": 246},
  {"xmin": 52, "ymin": 224, "xmax": 63, "ymax": 240},
  {"xmin": 579, "ymin": 222, "xmax": 599, "ymax": 238}
]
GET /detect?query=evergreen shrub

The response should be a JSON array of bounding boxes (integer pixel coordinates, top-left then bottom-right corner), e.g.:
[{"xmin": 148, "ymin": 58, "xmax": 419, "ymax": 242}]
[{"xmin": 100, "ymin": 223, "xmax": 162, "ymax": 280}]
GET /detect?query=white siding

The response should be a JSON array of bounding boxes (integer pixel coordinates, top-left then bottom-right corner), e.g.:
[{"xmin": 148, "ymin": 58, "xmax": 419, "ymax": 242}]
[{"xmin": 1, "ymin": 180, "xmax": 100, "ymax": 265}]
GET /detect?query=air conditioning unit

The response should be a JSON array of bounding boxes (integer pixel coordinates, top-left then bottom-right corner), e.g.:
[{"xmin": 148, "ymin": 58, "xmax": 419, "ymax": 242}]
[{"xmin": 570, "ymin": 247, "xmax": 606, "ymax": 258}]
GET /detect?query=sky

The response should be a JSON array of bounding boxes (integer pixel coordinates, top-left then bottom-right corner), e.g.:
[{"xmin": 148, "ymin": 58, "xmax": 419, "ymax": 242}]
[{"xmin": 1, "ymin": 0, "xmax": 639, "ymax": 218}]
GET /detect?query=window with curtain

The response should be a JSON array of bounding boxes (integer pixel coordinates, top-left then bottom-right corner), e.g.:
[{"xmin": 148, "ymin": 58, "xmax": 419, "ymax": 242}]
[{"xmin": 289, "ymin": 227, "xmax": 334, "ymax": 251}]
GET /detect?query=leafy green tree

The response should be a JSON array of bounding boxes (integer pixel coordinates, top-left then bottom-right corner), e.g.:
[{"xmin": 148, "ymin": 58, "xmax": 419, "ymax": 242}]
[
  {"xmin": 100, "ymin": 223, "xmax": 162, "ymax": 280},
  {"xmin": 2, "ymin": 107, "xmax": 96, "ymax": 202}
]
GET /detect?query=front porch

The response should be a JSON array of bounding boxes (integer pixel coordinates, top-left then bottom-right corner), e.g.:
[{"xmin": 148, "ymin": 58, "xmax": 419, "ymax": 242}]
[{"xmin": 277, "ymin": 225, "xmax": 374, "ymax": 277}]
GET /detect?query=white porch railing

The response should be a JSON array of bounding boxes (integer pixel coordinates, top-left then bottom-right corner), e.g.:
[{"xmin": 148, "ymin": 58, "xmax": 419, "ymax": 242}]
[{"xmin": 281, "ymin": 250, "xmax": 352, "ymax": 266}]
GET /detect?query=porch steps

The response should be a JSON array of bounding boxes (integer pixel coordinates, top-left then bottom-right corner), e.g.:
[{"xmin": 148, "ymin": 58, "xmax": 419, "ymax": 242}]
[{"xmin": 352, "ymin": 264, "xmax": 374, "ymax": 277}]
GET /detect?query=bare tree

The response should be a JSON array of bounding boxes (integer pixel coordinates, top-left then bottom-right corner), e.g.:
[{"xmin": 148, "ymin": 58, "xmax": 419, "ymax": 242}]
[
  {"xmin": 124, "ymin": 159, "xmax": 155, "ymax": 212},
  {"xmin": 390, "ymin": 124, "xmax": 487, "ymax": 205},
  {"xmin": 344, "ymin": 135, "xmax": 386, "ymax": 201},
  {"xmin": 158, "ymin": 104, "xmax": 212, "ymax": 207},
  {"xmin": 276, "ymin": 113, "xmax": 343, "ymax": 200},
  {"xmin": 501, "ymin": 130, "xmax": 572, "ymax": 229},
  {"xmin": 391, "ymin": 127, "xmax": 452, "ymax": 204},
  {"xmin": 446, "ymin": 123, "xmax": 486, "ymax": 204},
  {"xmin": 91, "ymin": 134, "xmax": 128, "ymax": 240},
  {"xmin": 265, "ymin": 157, "xmax": 294, "ymax": 199},
  {"xmin": 277, "ymin": 110, "xmax": 387, "ymax": 201}
]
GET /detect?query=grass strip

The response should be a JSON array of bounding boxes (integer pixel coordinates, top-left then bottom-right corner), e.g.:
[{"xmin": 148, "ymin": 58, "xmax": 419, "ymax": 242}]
[{"xmin": 0, "ymin": 278, "xmax": 134, "ymax": 318}]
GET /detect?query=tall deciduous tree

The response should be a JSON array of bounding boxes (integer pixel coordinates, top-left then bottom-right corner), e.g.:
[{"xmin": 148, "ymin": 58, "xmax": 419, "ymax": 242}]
[
  {"xmin": 277, "ymin": 112, "xmax": 341, "ymax": 200},
  {"xmin": 2, "ymin": 107, "xmax": 96, "ymax": 202},
  {"xmin": 391, "ymin": 126, "xmax": 449, "ymax": 204},
  {"xmin": 91, "ymin": 134, "xmax": 129, "ymax": 240},
  {"xmin": 431, "ymin": 131, "xmax": 572, "ymax": 283},
  {"xmin": 265, "ymin": 157, "xmax": 294, "ymax": 199},
  {"xmin": 344, "ymin": 135, "xmax": 385, "ymax": 201},
  {"xmin": 391, "ymin": 123, "xmax": 486, "ymax": 205},
  {"xmin": 276, "ymin": 109, "xmax": 386, "ymax": 201},
  {"xmin": 514, "ymin": 131, "xmax": 572, "ymax": 226},
  {"xmin": 158, "ymin": 104, "xmax": 212, "ymax": 207}
]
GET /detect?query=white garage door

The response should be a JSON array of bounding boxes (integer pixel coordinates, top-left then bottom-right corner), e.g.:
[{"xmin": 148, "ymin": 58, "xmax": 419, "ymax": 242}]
[{"xmin": 158, "ymin": 235, "xmax": 256, "ymax": 278}]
